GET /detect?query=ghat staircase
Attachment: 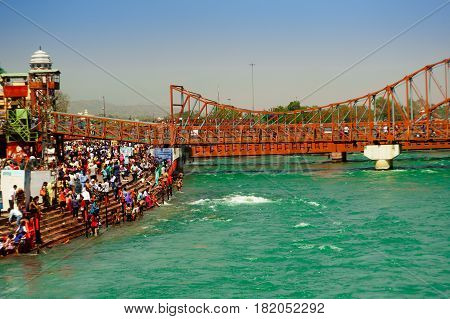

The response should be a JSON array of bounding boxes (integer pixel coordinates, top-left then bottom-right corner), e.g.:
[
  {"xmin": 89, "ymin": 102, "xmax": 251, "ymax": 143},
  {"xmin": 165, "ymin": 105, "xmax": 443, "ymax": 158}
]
[{"xmin": 0, "ymin": 174, "xmax": 166, "ymax": 251}]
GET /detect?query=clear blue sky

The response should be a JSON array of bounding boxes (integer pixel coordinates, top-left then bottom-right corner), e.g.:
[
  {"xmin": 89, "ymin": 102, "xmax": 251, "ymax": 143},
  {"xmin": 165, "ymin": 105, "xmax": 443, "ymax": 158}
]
[{"xmin": 1, "ymin": 0, "xmax": 449, "ymax": 113}]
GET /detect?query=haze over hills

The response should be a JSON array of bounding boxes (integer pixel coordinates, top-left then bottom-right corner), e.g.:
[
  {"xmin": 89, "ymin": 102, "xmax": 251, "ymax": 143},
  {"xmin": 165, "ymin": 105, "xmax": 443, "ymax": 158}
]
[{"xmin": 68, "ymin": 99, "xmax": 168, "ymax": 119}]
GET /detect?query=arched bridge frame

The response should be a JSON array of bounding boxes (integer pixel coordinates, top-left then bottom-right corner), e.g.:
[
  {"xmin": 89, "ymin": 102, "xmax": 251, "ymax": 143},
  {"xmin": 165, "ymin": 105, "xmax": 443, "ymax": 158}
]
[{"xmin": 50, "ymin": 58, "xmax": 450, "ymax": 157}]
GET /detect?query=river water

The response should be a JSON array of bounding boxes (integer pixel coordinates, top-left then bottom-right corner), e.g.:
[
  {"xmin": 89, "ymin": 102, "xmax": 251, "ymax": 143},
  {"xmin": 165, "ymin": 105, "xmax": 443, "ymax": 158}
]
[{"xmin": 0, "ymin": 151, "xmax": 449, "ymax": 298}]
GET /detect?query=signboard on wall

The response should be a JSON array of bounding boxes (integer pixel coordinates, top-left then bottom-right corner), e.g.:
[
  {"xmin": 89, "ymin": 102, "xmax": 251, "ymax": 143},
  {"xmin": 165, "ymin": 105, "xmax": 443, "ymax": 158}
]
[
  {"xmin": 153, "ymin": 148, "xmax": 173, "ymax": 162},
  {"xmin": 0, "ymin": 170, "xmax": 31, "ymax": 211},
  {"xmin": 120, "ymin": 146, "xmax": 134, "ymax": 157},
  {"xmin": 120, "ymin": 146, "xmax": 134, "ymax": 165}
]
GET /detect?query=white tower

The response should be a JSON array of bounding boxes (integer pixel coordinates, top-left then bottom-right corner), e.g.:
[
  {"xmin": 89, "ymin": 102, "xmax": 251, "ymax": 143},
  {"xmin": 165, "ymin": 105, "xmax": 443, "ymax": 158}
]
[{"xmin": 29, "ymin": 46, "xmax": 52, "ymax": 70}]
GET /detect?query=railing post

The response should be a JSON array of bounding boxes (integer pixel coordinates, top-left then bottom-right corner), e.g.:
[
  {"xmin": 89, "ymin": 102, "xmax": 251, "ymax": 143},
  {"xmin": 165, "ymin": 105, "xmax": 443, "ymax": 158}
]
[{"xmin": 105, "ymin": 196, "xmax": 108, "ymax": 229}]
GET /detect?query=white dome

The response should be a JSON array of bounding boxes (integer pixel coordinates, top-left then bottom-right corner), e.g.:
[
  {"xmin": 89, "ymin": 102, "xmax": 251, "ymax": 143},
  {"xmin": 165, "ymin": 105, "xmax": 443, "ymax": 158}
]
[{"xmin": 29, "ymin": 48, "xmax": 52, "ymax": 69}]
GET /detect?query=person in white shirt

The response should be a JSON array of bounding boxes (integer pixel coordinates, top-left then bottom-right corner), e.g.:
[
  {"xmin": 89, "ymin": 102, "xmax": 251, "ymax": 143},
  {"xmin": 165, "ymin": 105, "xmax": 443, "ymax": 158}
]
[
  {"xmin": 82, "ymin": 188, "xmax": 91, "ymax": 203},
  {"xmin": 101, "ymin": 181, "xmax": 109, "ymax": 193},
  {"xmin": 89, "ymin": 162, "xmax": 97, "ymax": 180},
  {"xmin": 9, "ymin": 185, "xmax": 17, "ymax": 210},
  {"xmin": 8, "ymin": 207, "xmax": 22, "ymax": 226},
  {"xmin": 68, "ymin": 173, "xmax": 75, "ymax": 187}
]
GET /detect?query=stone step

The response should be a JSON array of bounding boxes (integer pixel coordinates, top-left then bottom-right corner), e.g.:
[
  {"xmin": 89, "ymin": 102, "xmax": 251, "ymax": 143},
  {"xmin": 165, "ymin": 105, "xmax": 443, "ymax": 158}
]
[
  {"xmin": 2, "ymin": 173, "xmax": 171, "ymax": 253},
  {"xmin": 44, "ymin": 226, "xmax": 86, "ymax": 248},
  {"xmin": 40, "ymin": 178, "xmax": 149, "ymax": 246},
  {"xmin": 0, "ymin": 177, "xmax": 138, "ymax": 236}
]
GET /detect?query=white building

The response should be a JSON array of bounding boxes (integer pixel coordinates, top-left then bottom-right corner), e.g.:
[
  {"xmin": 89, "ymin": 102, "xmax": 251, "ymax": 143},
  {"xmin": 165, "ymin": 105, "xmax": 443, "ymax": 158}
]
[{"xmin": 29, "ymin": 47, "xmax": 52, "ymax": 70}]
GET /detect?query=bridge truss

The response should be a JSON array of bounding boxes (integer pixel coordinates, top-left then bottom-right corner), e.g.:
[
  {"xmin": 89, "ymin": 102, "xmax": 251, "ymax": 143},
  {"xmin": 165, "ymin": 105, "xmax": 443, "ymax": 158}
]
[{"xmin": 50, "ymin": 58, "xmax": 449, "ymax": 157}]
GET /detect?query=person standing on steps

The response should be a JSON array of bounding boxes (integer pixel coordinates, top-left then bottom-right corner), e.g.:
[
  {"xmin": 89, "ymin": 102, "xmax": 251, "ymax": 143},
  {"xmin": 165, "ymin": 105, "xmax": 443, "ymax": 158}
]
[
  {"xmin": 40, "ymin": 182, "xmax": 50, "ymax": 208},
  {"xmin": 9, "ymin": 185, "xmax": 17, "ymax": 210},
  {"xmin": 29, "ymin": 197, "xmax": 43, "ymax": 252}
]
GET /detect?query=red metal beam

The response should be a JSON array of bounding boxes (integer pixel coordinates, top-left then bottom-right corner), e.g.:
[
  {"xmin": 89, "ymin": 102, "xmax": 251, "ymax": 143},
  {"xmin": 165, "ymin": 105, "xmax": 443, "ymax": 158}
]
[{"xmin": 43, "ymin": 58, "xmax": 449, "ymax": 157}]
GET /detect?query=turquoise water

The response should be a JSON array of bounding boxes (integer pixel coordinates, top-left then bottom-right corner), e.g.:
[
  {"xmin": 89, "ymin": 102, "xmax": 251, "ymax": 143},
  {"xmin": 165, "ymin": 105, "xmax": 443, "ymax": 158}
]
[{"xmin": 1, "ymin": 151, "xmax": 449, "ymax": 298}]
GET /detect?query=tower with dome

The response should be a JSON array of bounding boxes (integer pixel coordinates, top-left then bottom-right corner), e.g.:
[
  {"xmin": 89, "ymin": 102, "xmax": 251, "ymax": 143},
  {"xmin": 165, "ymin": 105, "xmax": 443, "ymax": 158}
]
[
  {"xmin": 29, "ymin": 47, "xmax": 53, "ymax": 70},
  {"xmin": 0, "ymin": 47, "xmax": 60, "ymax": 159}
]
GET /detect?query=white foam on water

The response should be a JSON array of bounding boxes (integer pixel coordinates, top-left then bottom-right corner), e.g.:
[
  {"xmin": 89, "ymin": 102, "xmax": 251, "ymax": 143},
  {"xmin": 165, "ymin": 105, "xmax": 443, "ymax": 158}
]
[
  {"xmin": 298, "ymin": 244, "xmax": 315, "ymax": 250},
  {"xmin": 225, "ymin": 219, "xmax": 232, "ymax": 222},
  {"xmin": 306, "ymin": 201, "xmax": 320, "ymax": 207},
  {"xmin": 244, "ymin": 257, "xmax": 258, "ymax": 261},
  {"xmin": 423, "ymin": 169, "xmax": 437, "ymax": 173},
  {"xmin": 162, "ymin": 202, "xmax": 172, "ymax": 206},
  {"xmin": 318, "ymin": 244, "xmax": 343, "ymax": 251},
  {"xmin": 189, "ymin": 194, "xmax": 272, "ymax": 207},
  {"xmin": 189, "ymin": 199, "xmax": 211, "ymax": 205},
  {"xmin": 294, "ymin": 222, "xmax": 310, "ymax": 228},
  {"xmin": 223, "ymin": 195, "xmax": 272, "ymax": 205},
  {"xmin": 329, "ymin": 245, "xmax": 343, "ymax": 251},
  {"xmin": 300, "ymin": 198, "xmax": 321, "ymax": 207}
]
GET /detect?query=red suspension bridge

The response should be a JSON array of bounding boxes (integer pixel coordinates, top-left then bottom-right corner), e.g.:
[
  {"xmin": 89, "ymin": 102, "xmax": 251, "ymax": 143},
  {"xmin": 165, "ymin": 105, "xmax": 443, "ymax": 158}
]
[
  {"xmin": 2, "ymin": 58, "xmax": 449, "ymax": 159},
  {"xmin": 49, "ymin": 58, "xmax": 450, "ymax": 157}
]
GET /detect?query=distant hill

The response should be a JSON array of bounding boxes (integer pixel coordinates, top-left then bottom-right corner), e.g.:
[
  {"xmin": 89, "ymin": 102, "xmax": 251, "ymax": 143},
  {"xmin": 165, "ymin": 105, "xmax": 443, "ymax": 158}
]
[{"xmin": 68, "ymin": 99, "xmax": 168, "ymax": 119}]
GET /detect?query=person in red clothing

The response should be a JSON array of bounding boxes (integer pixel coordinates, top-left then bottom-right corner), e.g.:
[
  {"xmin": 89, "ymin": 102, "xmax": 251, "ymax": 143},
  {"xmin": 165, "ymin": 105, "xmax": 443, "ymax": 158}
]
[
  {"xmin": 25, "ymin": 218, "xmax": 35, "ymax": 251},
  {"xmin": 80, "ymin": 195, "xmax": 87, "ymax": 221},
  {"xmin": 90, "ymin": 215, "xmax": 99, "ymax": 236},
  {"xmin": 29, "ymin": 196, "xmax": 43, "ymax": 250},
  {"xmin": 58, "ymin": 189, "xmax": 66, "ymax": 214},
  {"xmin": 33, "ymin": 212, "xmax": 42, "ymax": 250},
  {"xmin": 65, "ymin": 191, "xmax": 73, "ymax": 216},
  {"xmin": 151, "ymin": 193, "xmax": 160, "ymax": 208}
]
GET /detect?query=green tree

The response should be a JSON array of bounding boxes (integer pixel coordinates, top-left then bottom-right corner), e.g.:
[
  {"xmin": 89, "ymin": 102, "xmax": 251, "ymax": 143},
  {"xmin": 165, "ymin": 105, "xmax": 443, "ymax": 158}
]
[
  {"xmin": 0, "ymin": 66, "xmax": 6, "ymax": 74},
  {"xmin": 270, "ymin": 105, "xmax": 288, "ymax": 112},
  {"xmin": 287, "ymin": 101, "xmax": 301, "ymax": 111},
  {"xmin": 270, "ymin": 100, "xmax": 305, "ymax": 112},
  {"xmin": 53, "ymin": 91, "xmax": 70, "ymax": 112}
]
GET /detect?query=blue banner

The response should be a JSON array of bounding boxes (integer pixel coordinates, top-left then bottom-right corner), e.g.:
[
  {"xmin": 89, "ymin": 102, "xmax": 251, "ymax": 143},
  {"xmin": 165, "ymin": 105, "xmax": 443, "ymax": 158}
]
[{"xmin": 153, "ymin": 148, "xmax": 173, "ymax": 162}]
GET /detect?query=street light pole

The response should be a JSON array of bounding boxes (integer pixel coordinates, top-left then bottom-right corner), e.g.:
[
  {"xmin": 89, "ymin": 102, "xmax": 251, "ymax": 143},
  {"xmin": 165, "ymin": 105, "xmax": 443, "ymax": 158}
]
[
  {"xmin": 217, "ymin": 85, "xmax": 220, "ymax": 104},
  {"xmin": 102, "ymin": 96, "xmax": 106, "ymax": 117},
  {"xmin": 249, "ymin": 63, "xmax": 255, "ymax": 111}
]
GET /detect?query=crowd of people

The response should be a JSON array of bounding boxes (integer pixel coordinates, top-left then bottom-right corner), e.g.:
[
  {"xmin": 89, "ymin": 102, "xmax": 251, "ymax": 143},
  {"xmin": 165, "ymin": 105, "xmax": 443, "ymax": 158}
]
[
  {"xmin": 1, "ymin": 141, "xmax": 183, "ymax": 257},
  {"xmin": 2, "ymin": 188, "xmax": 43, "ymax": 256}
]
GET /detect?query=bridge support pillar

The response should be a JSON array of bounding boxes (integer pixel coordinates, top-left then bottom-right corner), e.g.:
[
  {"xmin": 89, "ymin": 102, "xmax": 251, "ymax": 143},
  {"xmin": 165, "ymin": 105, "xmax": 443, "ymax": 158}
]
[
  {"xmin": 330, "ymin": 152, "xmax": 347, "ymax": 162},
  {"xmin": 363, "ymin": 145, "xmax": 401, "ymax": 170},
  {"xmin": 55, "ymin": 135, "xmax": 65, "ymax": 162}
]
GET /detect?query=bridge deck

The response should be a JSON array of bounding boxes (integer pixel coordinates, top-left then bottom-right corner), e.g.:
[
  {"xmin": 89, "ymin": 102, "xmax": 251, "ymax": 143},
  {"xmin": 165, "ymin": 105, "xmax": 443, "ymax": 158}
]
[{"xmin": 46, "ymin": 59, "xmax": 449, "ymax": 157}]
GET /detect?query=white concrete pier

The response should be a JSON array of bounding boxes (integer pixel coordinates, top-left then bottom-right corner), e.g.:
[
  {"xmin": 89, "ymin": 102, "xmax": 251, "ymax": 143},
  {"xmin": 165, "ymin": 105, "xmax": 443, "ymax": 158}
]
[
  {"xmin": 363, "ymin": 145, "xmax": 401, "ymax": 170},
  {"xmin": 330, "ymin": 152, "xmax": 347, "ymax": 162}
]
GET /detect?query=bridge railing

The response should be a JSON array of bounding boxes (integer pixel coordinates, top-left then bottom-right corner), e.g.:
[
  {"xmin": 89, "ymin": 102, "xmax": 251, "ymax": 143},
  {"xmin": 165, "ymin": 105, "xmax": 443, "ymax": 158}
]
[
  {"xmin": 50, "ymin": 112, "xmax": 171, "ymax": 145},
  {"xmin": 168, "ymin": 59, "xmax": 448, "ymax": 146},
  {"xmin": 43, "ymin": 59, "xmax": 449, "ymax": 151}
]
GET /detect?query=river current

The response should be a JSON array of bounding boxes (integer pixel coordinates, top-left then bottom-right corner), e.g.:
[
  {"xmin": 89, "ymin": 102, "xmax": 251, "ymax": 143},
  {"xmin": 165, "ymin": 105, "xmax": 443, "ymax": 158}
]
[{"xmin": 0, "ymin": 151, "xmax": 449, "ymax": 298}]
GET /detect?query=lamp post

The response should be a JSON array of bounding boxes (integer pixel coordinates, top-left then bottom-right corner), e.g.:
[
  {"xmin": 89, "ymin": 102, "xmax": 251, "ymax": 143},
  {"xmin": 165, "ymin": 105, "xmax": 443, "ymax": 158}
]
[
  {"xmin": 217, "ymin": 85, "xmax": 220, "ymax": 104},
  {"xmin": 102, "ymin": 96, "xmax": 106, "ymax": 117},
  {"xmin": 249, "ymin": 63, "xmax": 255, "ymax": 111}
]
